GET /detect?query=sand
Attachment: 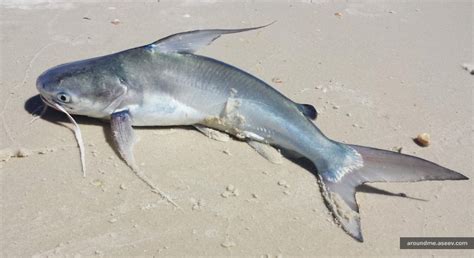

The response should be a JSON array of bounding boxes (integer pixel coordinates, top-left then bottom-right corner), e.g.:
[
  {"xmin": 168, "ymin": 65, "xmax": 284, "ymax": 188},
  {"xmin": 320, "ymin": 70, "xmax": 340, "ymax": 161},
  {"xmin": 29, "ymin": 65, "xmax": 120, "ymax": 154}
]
[{"xmin": 1, "ymin": 0, "xmax": 472, "ymax": 256}]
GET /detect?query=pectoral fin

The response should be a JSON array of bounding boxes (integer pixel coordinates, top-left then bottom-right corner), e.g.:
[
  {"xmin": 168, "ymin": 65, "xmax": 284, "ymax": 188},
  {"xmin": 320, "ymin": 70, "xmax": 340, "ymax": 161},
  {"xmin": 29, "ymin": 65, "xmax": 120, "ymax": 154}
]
[
  {"xmin": 149, "ymin": 22, "xmax": 274, "ymax": 54},
  {"xmin": 111, "ymin": 110, "xmax": 138, "ymax": 171},
  {"xmin": 110, "ymin": 110, "xmax": 181, "ymax": 208}
]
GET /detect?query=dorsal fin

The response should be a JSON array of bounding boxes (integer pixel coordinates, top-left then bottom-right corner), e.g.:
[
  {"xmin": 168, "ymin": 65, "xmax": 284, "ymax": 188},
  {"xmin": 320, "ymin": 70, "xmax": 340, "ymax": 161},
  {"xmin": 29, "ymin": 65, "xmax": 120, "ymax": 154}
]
[
  {"xmin": 297, "ymin": 103, "xmax": 318, "ymax": 120},
  {"xmin": 149, "ymin": 22, "xmax": 275, "ymax": 54}
]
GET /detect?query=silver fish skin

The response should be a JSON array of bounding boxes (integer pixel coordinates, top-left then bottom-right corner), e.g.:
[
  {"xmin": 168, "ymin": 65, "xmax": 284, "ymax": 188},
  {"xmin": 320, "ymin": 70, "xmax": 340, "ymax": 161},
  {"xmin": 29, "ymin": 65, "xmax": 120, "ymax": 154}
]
[
  {"xmin": 38, "ymin": 42, "xmax": 330, "ymax": 170},
  {"xmin": 36, "ymin": 25, "xmax": 468, "ymax": 242},
  {"xmin": 121, "ymin": 50, "xmax": 332, "ymax": 155}
]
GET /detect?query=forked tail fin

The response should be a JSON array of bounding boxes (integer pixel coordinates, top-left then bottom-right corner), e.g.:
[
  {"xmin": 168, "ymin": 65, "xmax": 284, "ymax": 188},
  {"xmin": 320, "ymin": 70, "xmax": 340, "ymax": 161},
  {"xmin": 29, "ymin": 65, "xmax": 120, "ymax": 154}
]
[{"xmin": 317, "ymin": 144, "xmax": 468, "ymax": 242}]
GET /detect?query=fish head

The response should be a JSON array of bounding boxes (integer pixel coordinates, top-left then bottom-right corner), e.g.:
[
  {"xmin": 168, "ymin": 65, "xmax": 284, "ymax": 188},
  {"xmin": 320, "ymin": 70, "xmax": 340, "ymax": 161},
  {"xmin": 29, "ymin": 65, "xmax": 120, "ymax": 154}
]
[{"xmin": 36, "ymin": 57, "xmax": 126, "ymax": 118}]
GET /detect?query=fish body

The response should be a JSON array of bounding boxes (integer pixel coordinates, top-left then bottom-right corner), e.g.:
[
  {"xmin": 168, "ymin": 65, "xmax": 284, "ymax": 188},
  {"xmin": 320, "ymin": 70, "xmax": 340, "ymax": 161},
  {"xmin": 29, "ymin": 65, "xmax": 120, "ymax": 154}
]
[
  {"xmin": 39, "ymin": 41, "xmax": 330, "ymax": 168},
  {"xmin": 36, "ymin": 25, "xmax": 468, "ymax": 242}
]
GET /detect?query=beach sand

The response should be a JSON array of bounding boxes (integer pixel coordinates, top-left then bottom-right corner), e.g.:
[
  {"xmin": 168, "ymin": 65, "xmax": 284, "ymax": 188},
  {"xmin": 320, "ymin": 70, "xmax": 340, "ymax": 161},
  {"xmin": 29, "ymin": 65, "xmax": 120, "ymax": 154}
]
[{"xmin": 1, "ymin": 0, "xmax": 472, "ymax": 256}]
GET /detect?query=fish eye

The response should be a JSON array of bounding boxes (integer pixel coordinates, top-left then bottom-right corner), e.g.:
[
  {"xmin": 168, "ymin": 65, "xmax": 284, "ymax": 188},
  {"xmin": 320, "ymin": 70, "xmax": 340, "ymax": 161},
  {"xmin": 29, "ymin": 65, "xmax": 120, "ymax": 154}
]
[{"xmin": 56, "ymin": 92, "xmax": 71, "ymax": 103}]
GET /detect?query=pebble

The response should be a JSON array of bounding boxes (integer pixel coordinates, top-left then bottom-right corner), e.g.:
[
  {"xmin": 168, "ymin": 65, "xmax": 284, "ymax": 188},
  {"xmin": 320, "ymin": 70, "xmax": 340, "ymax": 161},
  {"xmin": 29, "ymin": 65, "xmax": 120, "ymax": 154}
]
[
  {"xmin": 277, "ymin": 180, "xmax": 290, "ymax": 188},
  {"xmin": 111, "ymin": 19, "xmax": 121, "ymax": 25},
  {"xmin": 221, "ymin": 192, "xmax": 230, "ymax": 198},
  {"xmin": 221, "ymin": 185, "xmax": 239, "ymax": 198},
  {"xmin": 90, "ymin": 179, "xmax": 103, "ymax": 187},
  {"xmin": 221, "ymin": 239, "xmax": 236, "ymax": 248},
  {"xmin": 392, "ymin": 146, "xmax": 403, "ymax": 153},
  {"xmin": 233, "ymin": 189, "xmax": 240, "ymax": 196},
  {"xmin": 192, "ymin": 199, "xmax": 205, "ymax": 210},
  {"xmin": 414, "ymin": 133, "xmax": 430, "ymax": 147},
  {"xmin": 226, "ymin": 184, "xmax": 235, "ymax": 191},
  {"xmin": 271, "ymin": 77, "xmax": 283, "ymax": 83}
]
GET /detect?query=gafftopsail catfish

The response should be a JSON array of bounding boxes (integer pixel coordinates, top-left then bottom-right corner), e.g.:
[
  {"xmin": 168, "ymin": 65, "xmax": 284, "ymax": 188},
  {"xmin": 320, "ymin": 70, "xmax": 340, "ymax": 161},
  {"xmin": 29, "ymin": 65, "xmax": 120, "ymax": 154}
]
[{"xmin": 35, "ymin": 24, "xmax": 468, "ymax": 241}]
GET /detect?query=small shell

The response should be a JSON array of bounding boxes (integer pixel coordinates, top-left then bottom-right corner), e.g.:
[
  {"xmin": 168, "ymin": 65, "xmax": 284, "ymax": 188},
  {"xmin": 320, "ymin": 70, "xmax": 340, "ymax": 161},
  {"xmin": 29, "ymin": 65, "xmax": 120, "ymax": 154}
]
[{"xmin": 414, "ymin": 133, "xmax": 430, "ymax": 147}]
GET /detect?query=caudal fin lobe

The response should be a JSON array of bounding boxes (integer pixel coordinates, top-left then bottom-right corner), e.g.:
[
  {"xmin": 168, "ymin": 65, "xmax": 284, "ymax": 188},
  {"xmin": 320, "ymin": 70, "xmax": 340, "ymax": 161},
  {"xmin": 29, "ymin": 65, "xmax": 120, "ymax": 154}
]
[{"xmin": 317, "ymin": 144, "xmax": 468, "ymax": 242}]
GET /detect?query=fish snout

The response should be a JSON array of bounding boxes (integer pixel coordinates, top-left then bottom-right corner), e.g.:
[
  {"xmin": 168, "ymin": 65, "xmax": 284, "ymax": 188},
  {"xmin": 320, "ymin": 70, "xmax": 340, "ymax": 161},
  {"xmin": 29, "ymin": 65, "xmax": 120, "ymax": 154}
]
[
  {"xmin": 36, "ymin": 73, "xmax": 56, "ymax": 106},
  {"xmin": 36, "ymin": 68, "xmax": 59, "ymax": 94},
  {"xmin": 36, "ymin": 79, "xmax": 44, "ymax": 93},
  {"xmin": 36, "ymin": 73, "xmax": 48, "ymax": 93}
]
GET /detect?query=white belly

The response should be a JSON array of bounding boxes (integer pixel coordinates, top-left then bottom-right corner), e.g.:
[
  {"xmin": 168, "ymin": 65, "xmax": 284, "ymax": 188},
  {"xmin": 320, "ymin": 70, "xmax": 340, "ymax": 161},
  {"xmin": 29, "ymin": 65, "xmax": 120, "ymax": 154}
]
[{"xmin": 127, "ymin": 94, "xmax": 206, "ymax": 126}]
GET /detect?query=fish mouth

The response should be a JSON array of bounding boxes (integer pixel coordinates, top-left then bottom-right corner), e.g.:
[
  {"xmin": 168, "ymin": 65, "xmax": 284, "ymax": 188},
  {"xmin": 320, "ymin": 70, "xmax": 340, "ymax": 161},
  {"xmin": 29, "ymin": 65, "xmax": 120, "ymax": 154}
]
[
  {"xmin": 40, "ymin": 95, "xmax": 73, "ymax": 112},
  {"xmin": 39, "ymin": 94, "xmax": 67, "ymax": 112},
  {"xmin": 39, "ymin": 95, "xmax": 57, "ymax": 109}
]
